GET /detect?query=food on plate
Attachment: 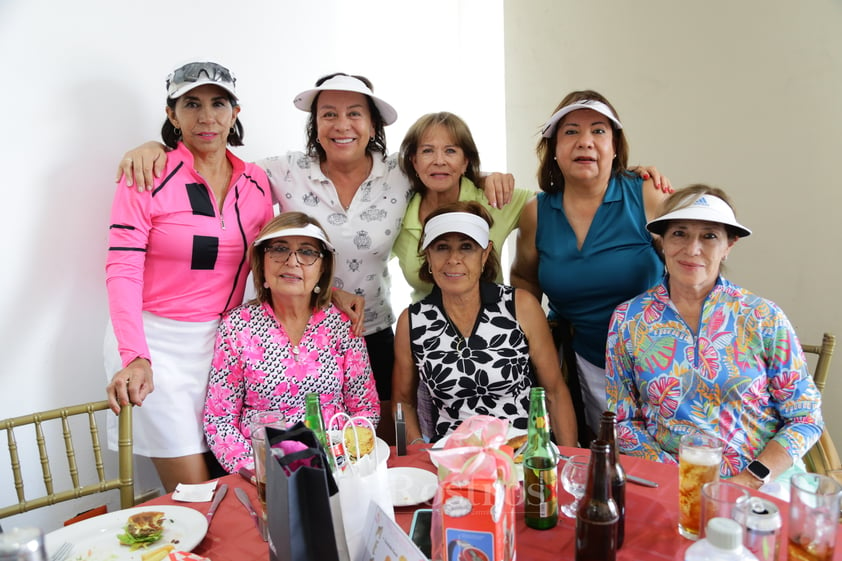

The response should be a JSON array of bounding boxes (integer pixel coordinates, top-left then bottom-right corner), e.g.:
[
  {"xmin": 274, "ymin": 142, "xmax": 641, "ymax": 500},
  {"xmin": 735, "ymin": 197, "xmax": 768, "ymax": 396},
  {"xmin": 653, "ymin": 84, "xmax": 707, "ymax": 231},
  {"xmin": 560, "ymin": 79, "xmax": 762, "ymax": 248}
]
[
  {"xmin": 506, "ymin": 434, "xmax": 528, "ymax": 464},
  {"xmin": 141, "ymin": 544, "xmax": 175, "ymax": 561},
  {"xmin": 343, "ymin": 425, "xmax": 375, "ymax": 460},
  {"xmin": 165, "ymin": 553, "xmax": 211, "ymax": 561},
  {"xmin": 506, "ymin": 433, "xmax": 528, "ymax": 451},
  {"xmin": 117, "ymin": 511, "xmax": 166, "ymax": 550}
]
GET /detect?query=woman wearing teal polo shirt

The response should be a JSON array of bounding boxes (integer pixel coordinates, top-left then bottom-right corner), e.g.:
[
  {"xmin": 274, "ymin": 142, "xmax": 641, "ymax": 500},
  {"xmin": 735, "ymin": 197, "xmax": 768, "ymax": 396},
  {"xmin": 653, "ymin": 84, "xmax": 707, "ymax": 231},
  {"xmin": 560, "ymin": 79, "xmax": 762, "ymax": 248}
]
[{"xmin": 511, "ymin": 90, "xmax": 671, "ymax": 443}]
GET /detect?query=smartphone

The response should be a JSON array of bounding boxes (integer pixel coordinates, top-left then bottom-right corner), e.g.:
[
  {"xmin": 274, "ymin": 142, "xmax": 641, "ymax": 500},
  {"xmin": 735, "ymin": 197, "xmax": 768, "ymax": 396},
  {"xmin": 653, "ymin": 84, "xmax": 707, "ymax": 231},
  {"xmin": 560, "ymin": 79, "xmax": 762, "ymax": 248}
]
[{"xmin": 409, "ymin": 508, "xmax": 432, "ymax": 559}]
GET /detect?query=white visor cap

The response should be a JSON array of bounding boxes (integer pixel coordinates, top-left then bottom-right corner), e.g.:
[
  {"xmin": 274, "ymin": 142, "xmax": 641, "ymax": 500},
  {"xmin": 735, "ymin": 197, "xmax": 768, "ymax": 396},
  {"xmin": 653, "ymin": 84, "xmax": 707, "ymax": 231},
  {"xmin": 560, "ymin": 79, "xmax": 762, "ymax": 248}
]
[
  {"xmin": 421, "ymin": 212, "xmax": 490, "ymax": 250},
  {"xmin": 293, "ymin": 74, "xmax": 398, "ymax": 126},
  {"xmin": 254, "ymin": 223, "xmax": 336, "ymax": 253},
  {"xmin": 646, "ymin": 194, "xmax": 752, "ymax": 237},
  {"xmin": 541, "ymin": 99, "xmax": 623, "ymax": 138}
]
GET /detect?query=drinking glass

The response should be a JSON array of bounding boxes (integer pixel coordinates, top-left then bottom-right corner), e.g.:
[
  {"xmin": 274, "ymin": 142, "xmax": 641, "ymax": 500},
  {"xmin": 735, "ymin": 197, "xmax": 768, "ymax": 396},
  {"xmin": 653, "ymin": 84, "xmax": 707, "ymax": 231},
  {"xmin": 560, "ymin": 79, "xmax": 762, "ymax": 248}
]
[
  {"xmin": 0, "ymin": 527, "xmax": 47, "ymax": 561},
  {"xmin": 788, "ymin": 473, "xmax": 842, "ymax": 561},
  {"xmin": 560, "ymin": 454, "xmax": 589, "ymax": 518},
  {"xmin": 678, "ymin": 433, "xmax": 723, "ymax": 539},
  {"xmin": 250, "ymin": 411, "xmax": 286, "ymax": 540},
  {"xmin": 700, "ymin": 481, "xmax": 750, "ymax": 540}
]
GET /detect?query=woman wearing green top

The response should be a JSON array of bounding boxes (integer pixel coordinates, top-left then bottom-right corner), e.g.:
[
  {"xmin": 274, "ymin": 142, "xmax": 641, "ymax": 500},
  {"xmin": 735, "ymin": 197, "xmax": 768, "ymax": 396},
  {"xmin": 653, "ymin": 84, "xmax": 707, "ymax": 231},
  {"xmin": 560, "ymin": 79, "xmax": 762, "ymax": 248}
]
[{"xmin": 393, "ymin": 112, "xmax": 533, "ymax": 302}]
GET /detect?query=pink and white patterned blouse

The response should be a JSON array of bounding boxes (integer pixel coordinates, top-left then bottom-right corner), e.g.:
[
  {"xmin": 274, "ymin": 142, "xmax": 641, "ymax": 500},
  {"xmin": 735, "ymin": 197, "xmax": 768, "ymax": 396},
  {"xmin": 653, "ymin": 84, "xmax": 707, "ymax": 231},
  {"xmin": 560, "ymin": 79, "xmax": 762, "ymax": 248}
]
[{"xmin": 203, "ymin": 300, "xmax": 380, "ymax": 472}]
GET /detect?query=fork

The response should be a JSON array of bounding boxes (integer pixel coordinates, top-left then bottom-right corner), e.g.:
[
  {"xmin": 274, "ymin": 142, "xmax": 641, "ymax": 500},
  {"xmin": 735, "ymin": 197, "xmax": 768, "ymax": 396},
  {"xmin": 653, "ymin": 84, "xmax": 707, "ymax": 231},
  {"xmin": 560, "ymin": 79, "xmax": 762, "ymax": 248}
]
[{"xmin": 50, "ymin": 542, "xmax": 73, "ymax": 561}]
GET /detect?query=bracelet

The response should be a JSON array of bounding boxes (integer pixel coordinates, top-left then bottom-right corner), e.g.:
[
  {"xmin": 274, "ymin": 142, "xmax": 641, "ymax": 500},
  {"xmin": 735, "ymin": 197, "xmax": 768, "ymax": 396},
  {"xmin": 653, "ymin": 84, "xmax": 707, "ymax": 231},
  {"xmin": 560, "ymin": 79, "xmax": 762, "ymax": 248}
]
[{"xmin": 409, "ymin": 438, "xmax": 425, "ymax": 445}]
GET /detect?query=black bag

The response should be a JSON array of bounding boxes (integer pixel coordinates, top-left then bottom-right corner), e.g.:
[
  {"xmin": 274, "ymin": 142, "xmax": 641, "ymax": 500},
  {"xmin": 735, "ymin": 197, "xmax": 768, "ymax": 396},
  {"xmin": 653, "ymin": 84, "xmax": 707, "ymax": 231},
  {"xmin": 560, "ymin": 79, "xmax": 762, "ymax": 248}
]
[{"xmin": 266, "ymin": 422, "xmax": 341, "ymax": 561}]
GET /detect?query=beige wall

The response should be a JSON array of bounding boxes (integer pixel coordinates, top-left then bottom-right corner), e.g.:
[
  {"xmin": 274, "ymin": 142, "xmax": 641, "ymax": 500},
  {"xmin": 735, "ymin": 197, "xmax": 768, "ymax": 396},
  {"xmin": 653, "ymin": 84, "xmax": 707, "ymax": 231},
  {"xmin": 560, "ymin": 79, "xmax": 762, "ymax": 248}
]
[{"xmin": 504, "ymin": 1, "xmax": 842, "ymax": 438}]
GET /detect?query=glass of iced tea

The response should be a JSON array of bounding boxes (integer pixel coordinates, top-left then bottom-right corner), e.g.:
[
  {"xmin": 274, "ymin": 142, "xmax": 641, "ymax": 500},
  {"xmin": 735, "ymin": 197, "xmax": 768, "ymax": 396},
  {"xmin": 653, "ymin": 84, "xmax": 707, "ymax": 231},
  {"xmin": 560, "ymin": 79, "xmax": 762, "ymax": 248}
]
[
  {"xmin": 678, "ymin": 432, "xmax": 723, "ymax": 539},
  {"xmin": 788, "ymin": 473, "xmax": 842, "ymax": 561},
  {"xmin": 250, "ymin": 411, "xmax": 286, "ymax": 539}
]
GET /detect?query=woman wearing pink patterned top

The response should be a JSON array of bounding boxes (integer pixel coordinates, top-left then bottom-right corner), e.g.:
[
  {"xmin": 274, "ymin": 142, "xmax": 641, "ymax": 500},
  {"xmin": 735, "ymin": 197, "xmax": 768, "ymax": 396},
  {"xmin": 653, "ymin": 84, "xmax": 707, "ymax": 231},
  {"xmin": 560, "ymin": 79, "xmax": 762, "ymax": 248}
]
[{"xmin": 203, "ymin": 213, "xmax": 379, "ymax": 472}]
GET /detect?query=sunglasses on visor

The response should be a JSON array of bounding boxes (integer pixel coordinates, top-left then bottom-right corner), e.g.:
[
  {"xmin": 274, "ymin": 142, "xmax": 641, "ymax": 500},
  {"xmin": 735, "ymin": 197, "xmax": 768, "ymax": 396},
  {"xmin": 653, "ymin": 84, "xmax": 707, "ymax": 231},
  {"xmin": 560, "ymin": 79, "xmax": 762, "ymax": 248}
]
[{"xmin": 167, "ymin": 62, "xmax": 235, "ymax": 89}]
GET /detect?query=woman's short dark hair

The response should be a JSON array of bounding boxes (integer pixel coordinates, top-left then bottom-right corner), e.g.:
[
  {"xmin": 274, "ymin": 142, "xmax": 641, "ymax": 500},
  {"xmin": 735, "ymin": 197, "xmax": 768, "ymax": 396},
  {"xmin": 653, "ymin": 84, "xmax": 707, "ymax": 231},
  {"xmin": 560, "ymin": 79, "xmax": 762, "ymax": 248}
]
[
  {"xmin": 536, "ymin": 89, "xmax": 629, "ymax": 194},
  {"xmin": 161, "ymin": 93, "xmax": 244, "ymax": 150},
  {"xmin": 418, "ymin": 200, "xmax": 500, "ymax": 285},
  {"xmin": 250, "ymin": 212, "xmax": 335, "ymax": 309},
  {"xmin": 304, "ymin": 72, "xmax": 388, "ymax": 162},
  {"xmin": 399, "ymin": 112, "xmax": 482, "ymax": 195}
]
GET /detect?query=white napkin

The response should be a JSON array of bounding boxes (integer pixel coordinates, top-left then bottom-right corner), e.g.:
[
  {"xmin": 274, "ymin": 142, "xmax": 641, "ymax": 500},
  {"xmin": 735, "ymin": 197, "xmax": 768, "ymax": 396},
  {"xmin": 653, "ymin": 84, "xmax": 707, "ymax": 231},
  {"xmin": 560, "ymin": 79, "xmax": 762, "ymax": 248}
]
[{"xmin": 172, "ymin": 480, "xmax": 218, "ymax": 502}]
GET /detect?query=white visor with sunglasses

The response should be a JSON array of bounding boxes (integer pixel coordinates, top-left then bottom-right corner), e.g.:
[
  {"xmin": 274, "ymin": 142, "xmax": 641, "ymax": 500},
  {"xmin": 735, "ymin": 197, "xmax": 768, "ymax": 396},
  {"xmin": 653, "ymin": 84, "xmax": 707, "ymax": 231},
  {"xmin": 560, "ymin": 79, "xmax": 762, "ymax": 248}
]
[
  {"xmin": 167, "ymin": 61, "xmax": 238, "ymax": 100},
  {"xmin": 254, "ymin": 223, "xmax": 336, "ymax": 253},
  {"xmin": 421, "ymin": 212, "xmax": 490, "ymax": 250}
]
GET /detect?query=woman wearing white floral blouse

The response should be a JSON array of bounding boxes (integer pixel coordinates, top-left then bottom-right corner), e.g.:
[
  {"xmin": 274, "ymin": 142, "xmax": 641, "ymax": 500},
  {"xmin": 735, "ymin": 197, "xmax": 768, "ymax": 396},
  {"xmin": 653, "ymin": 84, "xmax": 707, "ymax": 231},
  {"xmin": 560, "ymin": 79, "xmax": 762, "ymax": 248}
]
[
  {"xmin": 606, "ymin": 184, "xmax": 822, "ymax": 490},
  {"xmin": 203, "ymin": 213, "xmax": 379, "ymax": 473}
]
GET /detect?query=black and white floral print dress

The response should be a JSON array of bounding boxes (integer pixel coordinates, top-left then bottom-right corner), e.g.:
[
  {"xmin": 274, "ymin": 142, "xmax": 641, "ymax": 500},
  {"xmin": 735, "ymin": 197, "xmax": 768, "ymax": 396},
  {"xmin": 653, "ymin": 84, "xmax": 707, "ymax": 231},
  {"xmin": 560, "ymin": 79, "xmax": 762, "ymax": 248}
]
[{"xmin": 408, "ymin": 282, "xmax": 533, "ymax": 441}]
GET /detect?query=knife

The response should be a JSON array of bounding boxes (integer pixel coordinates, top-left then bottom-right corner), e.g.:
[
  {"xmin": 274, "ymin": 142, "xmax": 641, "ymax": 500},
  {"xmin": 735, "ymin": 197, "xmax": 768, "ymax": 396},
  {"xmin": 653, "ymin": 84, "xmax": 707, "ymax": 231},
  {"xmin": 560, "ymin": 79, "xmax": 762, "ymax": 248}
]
[
  {"xmin": 558, "ymin": 452, "xmax": 659, "ymax": 488},
  {"xmin": 205, "ymin": 483, "xmax": 228, "ymax": 526},
  {"xmin": 234, "ymin": 487, "xmax": 265, "ymax": 539}
]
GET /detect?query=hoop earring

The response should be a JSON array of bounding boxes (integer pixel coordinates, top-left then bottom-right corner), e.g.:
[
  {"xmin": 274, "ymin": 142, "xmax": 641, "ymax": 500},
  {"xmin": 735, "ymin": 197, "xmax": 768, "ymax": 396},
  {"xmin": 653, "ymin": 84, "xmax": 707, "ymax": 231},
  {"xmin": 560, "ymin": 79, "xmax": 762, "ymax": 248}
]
[
  {"xmin": 313, "ymin": 285, "xmax": 322, "ymax": 294},
  {"xmin": 174, "ymin": 128, "xmax": 181, "ymax": 137},
  {"xmin": 229, "ymin": 127, "xmax": 236, "ymax": 135}
]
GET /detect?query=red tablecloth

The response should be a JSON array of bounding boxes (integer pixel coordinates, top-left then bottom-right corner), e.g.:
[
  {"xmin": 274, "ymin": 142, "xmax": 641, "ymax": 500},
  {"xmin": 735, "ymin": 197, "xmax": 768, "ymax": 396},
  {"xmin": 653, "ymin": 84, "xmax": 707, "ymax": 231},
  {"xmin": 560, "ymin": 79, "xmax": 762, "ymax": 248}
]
[{"xmin": 143, "ymin": 444, "xmax": 842, "ymax": 561}]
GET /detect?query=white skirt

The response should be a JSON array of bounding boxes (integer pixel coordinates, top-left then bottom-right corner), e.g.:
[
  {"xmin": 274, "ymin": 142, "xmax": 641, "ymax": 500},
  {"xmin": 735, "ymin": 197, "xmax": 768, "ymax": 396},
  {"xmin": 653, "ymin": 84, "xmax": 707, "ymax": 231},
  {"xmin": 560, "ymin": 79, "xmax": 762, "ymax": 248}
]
[{"xmin": 104, "ymin": 312, "xmax": 219, "ymax": 458}]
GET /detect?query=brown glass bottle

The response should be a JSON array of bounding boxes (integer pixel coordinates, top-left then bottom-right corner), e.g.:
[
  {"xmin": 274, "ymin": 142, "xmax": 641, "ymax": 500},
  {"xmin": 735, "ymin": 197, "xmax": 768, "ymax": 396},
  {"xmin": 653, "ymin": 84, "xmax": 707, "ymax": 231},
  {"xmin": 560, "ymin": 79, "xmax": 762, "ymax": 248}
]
[
  {"xmin": 599, "ymin": 411, "xmax": 626, "ymax": 548},
  {"xmin": 575, "ymin": 440, "xmax": 619, "ymax": 561}
]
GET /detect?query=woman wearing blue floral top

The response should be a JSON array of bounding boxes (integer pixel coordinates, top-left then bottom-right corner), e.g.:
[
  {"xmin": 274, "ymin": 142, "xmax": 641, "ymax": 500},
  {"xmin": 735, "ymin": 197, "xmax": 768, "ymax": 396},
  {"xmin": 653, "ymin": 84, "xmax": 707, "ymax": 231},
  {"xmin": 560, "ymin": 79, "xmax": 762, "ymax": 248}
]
[{"xmin": 606, "ymin": 184, "xmax": 823, "ymax": 490}]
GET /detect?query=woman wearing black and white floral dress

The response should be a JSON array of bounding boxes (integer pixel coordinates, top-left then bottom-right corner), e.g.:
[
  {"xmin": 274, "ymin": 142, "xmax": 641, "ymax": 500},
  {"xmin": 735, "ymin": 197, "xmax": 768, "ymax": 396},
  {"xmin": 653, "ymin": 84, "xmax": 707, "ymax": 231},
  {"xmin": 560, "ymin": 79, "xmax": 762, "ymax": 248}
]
[{"xmin": 391, "ymin": 201, "xmax": 577, "ymax": 445}]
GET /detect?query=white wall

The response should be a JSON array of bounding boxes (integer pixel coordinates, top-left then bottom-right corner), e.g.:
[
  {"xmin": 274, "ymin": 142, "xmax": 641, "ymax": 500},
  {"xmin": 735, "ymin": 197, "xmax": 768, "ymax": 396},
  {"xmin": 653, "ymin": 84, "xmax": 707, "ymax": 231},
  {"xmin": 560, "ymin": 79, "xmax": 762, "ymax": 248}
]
[
  {"xmin": 0, "ymin": 0, "xmax": 504, "ymax": 531},
  {"xmin": 504, "ymin": 1, "xmax": 842, "ymax": 441}
]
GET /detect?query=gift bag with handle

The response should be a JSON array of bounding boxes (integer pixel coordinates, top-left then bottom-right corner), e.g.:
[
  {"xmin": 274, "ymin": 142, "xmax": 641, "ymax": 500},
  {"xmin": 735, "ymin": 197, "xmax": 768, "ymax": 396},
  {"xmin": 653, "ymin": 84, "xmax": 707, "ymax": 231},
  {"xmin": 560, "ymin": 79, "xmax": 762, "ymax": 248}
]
[
  {"xmin": 265, "ymin": 422, "xmax": 347, "ymax": 561},
  {"xmin": 328, "ymin": 414, "xmax": 395, "ymax": 561}
]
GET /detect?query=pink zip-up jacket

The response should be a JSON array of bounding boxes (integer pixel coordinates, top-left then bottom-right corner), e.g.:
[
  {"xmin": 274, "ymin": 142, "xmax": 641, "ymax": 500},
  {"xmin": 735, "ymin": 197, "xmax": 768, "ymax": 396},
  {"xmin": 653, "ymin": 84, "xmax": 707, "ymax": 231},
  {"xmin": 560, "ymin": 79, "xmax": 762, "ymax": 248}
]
[{"xmin": 106, "ymin": 142, "xmax": 274, "ymax": 367}]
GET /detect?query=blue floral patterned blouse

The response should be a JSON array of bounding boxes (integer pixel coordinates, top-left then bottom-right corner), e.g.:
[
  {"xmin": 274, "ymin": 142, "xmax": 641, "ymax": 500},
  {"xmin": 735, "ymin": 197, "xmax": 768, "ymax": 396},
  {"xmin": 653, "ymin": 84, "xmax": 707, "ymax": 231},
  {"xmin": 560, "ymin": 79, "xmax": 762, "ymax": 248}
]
[{"xmin": 606, "ymin": 276, "xmax": 823, "ymax": 476}]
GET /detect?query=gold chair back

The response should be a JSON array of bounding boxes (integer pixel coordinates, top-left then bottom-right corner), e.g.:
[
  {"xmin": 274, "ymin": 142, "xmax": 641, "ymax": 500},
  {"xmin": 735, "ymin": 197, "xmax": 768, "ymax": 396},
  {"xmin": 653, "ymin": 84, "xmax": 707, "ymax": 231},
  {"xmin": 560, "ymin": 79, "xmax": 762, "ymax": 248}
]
[
  {"xmin": 801, "ymin": 333, "xmax": 840, "ymax": 480},
  {"xmin": 0, "ymin": 401, "xmax": 133, "ymax": 519}
]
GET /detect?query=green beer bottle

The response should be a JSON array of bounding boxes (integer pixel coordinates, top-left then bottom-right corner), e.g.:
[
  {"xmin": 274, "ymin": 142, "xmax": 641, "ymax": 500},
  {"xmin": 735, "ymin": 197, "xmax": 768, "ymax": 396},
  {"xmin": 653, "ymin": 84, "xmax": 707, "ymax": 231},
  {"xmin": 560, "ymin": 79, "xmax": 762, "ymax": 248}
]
[
  {"xmin": 523, "ymin": 387, "xmax": 559, "ymax": 529},
  {"xmin": 304, "ymin": 392, "xmax": 336, "ymax": 472}
]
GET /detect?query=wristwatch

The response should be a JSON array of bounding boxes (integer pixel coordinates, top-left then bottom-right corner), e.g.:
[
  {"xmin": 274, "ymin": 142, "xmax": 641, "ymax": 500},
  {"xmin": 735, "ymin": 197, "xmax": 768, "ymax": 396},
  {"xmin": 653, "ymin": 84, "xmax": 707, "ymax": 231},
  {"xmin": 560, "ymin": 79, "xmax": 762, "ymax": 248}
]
[{"xmin": 746, "ymin": 460, "xmax": 771, "ymax": 484}]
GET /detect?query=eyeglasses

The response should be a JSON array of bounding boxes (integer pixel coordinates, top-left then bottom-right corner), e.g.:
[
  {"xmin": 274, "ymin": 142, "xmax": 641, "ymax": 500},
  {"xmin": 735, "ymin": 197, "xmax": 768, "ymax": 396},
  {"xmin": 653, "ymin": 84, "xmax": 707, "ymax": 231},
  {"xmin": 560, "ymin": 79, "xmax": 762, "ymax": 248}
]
[
  {"xmin": 264, "ymin": 245, "xmax": 323, "ymax": 266},
  {"xmin": 167, "ymin": 62, "xmax": 236, "ymax": 89}
]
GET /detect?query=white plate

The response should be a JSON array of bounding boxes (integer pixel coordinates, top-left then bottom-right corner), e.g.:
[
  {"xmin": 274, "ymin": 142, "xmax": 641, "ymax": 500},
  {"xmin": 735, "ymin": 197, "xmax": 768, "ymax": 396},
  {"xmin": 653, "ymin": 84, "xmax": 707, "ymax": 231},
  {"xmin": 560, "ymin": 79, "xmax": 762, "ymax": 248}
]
[
  {"xmin": 388, "ymin": 467, "xmax": 438, "ymax": 507},
  {"xmin": 44, "ymin": 505, "xmax": 208, "ymax": 561}
]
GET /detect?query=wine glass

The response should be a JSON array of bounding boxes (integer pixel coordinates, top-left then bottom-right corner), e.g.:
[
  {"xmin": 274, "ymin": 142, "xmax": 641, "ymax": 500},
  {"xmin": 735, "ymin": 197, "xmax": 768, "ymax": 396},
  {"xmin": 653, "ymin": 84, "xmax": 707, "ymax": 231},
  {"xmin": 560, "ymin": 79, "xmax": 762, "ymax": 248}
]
[{"xmin": 560, "ymin": 454, "xmax": 589, "ymax": 518}]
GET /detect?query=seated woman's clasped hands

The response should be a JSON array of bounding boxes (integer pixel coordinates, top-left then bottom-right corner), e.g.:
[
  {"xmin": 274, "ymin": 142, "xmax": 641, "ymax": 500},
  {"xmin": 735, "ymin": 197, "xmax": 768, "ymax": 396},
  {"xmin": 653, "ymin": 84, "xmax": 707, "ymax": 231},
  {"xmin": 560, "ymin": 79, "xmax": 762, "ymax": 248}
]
[{"xmin": 606, "ymin": 184, "xmax": 823, "ymax": 490}]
